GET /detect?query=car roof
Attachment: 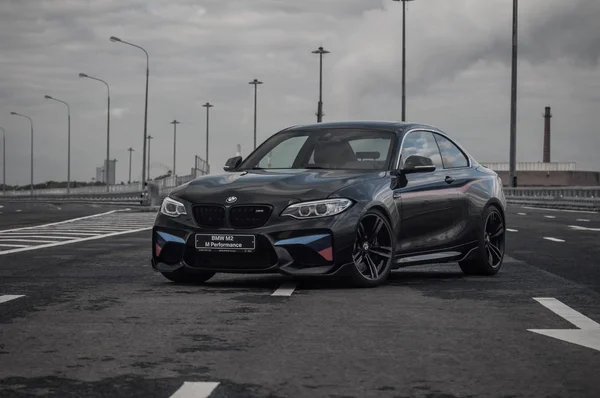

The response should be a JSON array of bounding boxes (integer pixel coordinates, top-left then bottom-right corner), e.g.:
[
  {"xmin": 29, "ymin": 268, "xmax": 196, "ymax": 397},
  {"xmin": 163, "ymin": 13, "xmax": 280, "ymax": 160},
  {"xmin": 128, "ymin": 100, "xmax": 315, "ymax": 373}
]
[{"xmin": 283, "ymin": 120, "xmax": 441, "ymax": 134}]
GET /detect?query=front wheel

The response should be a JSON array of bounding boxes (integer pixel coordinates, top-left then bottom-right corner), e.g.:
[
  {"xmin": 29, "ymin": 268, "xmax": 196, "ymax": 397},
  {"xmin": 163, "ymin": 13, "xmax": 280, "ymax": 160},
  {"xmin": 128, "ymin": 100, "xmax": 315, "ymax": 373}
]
[
  {"xmin": 459, "ymin": 205, "xmax": 505, "ymax": 276},
  {"xmin": 160, "ymin": 269, "xmax": 215, "ymax": 284},
  {"xmin": 348, "ymin": 209, "xmax": 395, "ymax": 288}
]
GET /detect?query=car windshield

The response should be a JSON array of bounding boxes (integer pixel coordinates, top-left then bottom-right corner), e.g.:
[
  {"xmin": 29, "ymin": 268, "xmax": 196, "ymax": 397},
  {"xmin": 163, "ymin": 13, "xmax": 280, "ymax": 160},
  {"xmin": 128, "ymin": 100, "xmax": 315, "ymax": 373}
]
[{"xmin": 238, "ymin": 129, "xmax": 396, "ymax": 171}]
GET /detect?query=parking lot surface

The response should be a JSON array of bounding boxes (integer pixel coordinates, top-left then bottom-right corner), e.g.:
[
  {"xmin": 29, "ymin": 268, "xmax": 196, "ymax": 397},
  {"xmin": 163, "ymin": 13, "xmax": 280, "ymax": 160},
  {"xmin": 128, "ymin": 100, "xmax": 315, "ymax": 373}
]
[{"xmin": 1, "ymin": 204, "xmax": 599, "ymax": 397}]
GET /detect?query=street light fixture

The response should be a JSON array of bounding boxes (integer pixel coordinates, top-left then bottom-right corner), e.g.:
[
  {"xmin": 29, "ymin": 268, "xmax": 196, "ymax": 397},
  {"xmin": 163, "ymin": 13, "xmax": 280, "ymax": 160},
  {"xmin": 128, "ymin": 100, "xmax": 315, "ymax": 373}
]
[
  {"xmin": 202, "ymin": 102, "xmax": 213, "ymax": 173},
  {"xmin": 10, "ymin": 112, "xmax": 34, "ymax": 196},
  {"xmin": 311, "ymin": 46, "xmax": 330, "ymax": 123},
  {"xmin": 110, "ymin": 35, "xmax": 150, "ymax": 187},
  {"xmin": 44, "ymin": 94, "xmax": 71, "ymax": 193},
  {"xmin": 248, "ymin": 79, "xmax": 263, "ymax": 150},
  {"xmin": 392, "ymin": 0, "xmax": 415, "ymax": 122},
  {"xmin": 79, "ymin": 72, "xmax": 111, "ymax": 191}
]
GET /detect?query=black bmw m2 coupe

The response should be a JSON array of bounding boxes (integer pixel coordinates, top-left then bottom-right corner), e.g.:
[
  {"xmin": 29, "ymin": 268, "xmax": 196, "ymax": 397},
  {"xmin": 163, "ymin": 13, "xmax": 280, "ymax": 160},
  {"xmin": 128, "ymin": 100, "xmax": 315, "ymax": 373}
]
[{"xmin": 151, "ymin": 121, "xmax": 506, "ymax": 287}]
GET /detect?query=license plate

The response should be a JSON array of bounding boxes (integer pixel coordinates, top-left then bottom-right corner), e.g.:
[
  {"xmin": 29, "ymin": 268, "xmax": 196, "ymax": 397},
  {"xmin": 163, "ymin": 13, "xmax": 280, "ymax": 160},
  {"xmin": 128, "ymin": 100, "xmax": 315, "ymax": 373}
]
[{"xmin": 195, "ymin": 234, "xmax": 256, "ymax": 252}]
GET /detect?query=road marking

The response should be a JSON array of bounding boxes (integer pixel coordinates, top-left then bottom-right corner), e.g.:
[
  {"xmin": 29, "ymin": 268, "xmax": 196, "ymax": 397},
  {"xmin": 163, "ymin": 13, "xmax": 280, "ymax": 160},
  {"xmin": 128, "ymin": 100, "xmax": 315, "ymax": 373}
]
[
  {"xmin": 523, "ymin": 206, "xmax": 598, "ymax": 214},
  {"xmin": 568, "ymin": 225, "xmax": 600, "ymax": 232},
  {"xmin": 0, "ymin": 295, "xmax": 25, "ymax": 304},
  {"xmin": 506, "ymin": 228, "xmax": 518, "ymax": 232},
  {"xmin": 528, "ymin": 297, "xmax": 600, "ymax": 352},
  {"xmin": 544, "ymin": 215, "xmax": 556, "ymax": 219},
  {"xmin": 0, "ymin": 210, "xmax": 118, "ymax": 233},
  {"xmin": 272, "ymin": 282, "xmax": 297, "ymax": 296},
  {"xmin": 15, "ymin": 209, "xmax": 22, "ymax": 212},
  {"xmin": 0, "ymin": 211, "xmax": 155, "ymax": 255},
  {"xmin": 575, "ymin": 219, "xmax": 590, "ymax": 222},
  {"xmin": 0, "ymin": 244, "xmax": 28, "ymax": 248},
  {"xmin": 517, "ymin": 212, "xmax": 527, "ymax": 216},
  {"xmin": 170, "ymin": 382, "xmax": 219, "ymax": 398},
  {"xmin": 543, "ymin": 237, "xmax": 565, "ymax": 242}
]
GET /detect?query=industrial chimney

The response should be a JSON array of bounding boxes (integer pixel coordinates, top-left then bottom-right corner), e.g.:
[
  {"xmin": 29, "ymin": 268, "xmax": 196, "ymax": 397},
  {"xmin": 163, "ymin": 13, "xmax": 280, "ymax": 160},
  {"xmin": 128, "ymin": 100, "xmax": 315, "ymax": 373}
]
[
  {"xmin": 236, "ymin": 144, "xmax": 241, "ymax": 157},
  {"xmin": 543, "ymin": 106, "xmax": 552, "ymax": 163}
]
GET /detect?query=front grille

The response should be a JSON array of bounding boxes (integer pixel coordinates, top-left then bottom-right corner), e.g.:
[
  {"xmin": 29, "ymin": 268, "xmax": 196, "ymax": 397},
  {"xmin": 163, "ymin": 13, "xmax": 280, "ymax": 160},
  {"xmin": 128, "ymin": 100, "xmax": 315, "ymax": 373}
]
[
  {"xmin": 193, "ymin": 205, "xmax": 226, "ymax": 228},
  {"xmin": 229, "ymin": 205, "xmax": 272, "ymax": 228}
]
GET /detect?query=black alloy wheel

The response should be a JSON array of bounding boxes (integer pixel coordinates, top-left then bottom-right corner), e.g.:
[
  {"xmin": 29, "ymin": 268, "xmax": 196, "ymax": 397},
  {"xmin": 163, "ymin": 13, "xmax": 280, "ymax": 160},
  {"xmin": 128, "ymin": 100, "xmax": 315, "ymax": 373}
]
[
  {"xmin": 459, "ymin": 205, "xmax": 505, "ymax": 276},
  {"xmin": 350, "ymin": 209, "xmax": 394, "ymax": 287}
]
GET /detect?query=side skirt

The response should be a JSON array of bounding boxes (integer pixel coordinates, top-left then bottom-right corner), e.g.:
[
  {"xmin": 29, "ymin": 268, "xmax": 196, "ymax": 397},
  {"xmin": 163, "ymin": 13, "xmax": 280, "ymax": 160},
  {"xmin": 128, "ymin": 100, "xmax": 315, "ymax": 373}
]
[{"xmin": 392, "ymin": 241, "xmax": 478, "ymax": 268}]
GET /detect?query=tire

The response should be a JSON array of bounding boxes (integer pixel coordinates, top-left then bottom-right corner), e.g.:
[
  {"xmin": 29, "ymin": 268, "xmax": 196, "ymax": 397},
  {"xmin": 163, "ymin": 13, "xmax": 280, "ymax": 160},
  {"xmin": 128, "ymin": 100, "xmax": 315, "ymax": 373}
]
[
  {"xmin": 459, "ymin": 205, "xmax": 505, "ymax": 276},
  {"xmin": 161, "ymin": 269, "xmax": 215, "ymax": 284},
  {"xmin": 348, "ymin": 208, "xmax": 396, "ymax": 287}
]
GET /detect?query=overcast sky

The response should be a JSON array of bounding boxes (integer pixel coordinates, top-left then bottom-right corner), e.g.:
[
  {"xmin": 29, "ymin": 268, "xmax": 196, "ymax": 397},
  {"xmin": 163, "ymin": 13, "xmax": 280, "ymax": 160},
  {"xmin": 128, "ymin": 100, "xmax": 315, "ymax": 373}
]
[{"xmin": 1, "ymin": 0, "xmax": 599, "ymax": 185}]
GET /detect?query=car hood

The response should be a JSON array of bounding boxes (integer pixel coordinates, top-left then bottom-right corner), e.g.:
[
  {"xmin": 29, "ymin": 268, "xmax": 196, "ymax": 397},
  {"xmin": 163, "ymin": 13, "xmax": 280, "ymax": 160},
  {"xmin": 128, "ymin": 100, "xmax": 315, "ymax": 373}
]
[{"xmin": 174, "ymin": 169, "xmax": 385, "ymax": 204}]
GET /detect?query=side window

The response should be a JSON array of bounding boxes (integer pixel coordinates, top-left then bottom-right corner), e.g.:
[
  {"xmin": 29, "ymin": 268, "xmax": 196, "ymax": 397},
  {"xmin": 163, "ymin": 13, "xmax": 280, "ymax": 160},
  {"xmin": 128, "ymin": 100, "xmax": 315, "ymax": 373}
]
[
  {"xmin": 257, "ymin": 136, "xmax": 308, "ymax": 168},
  {"xmin": 400, "ymin": 131, "xmax": 443, "ymax": 168},
  {"xmin": 433, "ymin": 133, "xmax": 469, "ymax": 169}
]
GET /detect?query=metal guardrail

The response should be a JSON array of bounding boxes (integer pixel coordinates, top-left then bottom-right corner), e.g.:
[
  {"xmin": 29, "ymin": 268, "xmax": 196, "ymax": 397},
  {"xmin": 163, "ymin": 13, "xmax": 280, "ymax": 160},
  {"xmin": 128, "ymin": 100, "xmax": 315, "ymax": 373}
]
[{"xmin": 2, "ymin": 183, "xmax": 599, "ymax": 211}]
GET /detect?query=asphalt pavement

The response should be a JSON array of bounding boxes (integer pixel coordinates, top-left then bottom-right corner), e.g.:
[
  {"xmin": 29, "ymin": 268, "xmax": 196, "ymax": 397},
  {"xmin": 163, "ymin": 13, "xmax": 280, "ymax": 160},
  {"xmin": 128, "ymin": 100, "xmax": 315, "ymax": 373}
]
[{"xmin": 0, "ymin": 203, "xmax": 599, "ymax": 398}]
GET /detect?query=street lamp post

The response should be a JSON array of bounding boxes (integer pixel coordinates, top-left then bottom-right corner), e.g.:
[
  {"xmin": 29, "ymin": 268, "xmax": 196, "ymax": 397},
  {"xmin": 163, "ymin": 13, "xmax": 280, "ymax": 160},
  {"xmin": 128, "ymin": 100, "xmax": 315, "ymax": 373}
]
[
  {"xmin": 248, "ymin": 79, "xmax": 263, "ymax": 150},
  {"xmin": 44, "ymin": 95, "xmax": 71, "ymax": 193},
  {"xmin": 311, "ymin": 47, "xmax": 330, "ymax": 123},
  {"xmin": 147, "ymin": 135, "xmax": 153, "ymax": 180},
  {"xmin": 170, "ymin": 120, "xmax": 180, "ymax": 176},
  {"xmin": 79, "ymin": 72, "xmax": 111, "ymax": 191},
  {"xmin": 9, "ymin": 112, "xmax": 34, "ymax": 196},
  {"xmin": 393, "ymin": 0, "xmax": 415, "ymax": 121},
  {"xmin": 110, "ymin": 36, "xmax": 150, "ymax": 187},
  {"xmin": 202, "ymin": 102, "xmax": 213, "ymax": 172},
  {"xmin": 0, "ymin": 126, "xmax": 5, "ymax": 195},
  {"xmin": 127, "ymin": 147, "xmax": 134, "ymax": 184},
  {"xmin": 509, "ymin": 0, "xmax": 519, "ymax": 187}
]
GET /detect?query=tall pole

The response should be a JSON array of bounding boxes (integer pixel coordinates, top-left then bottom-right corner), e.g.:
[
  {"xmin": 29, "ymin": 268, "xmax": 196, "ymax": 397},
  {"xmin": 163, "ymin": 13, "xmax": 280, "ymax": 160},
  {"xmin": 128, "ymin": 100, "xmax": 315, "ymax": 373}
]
[
  {"xmin": 10, "ymin": 112, "xmax": 34, "ymax": 196},
  {"xmin": 170, "ymin": 120, "xmax": 180, "ymax": 176},
  {"xmin": 1, "ymin": 127, "xmax": 5, "ymax": 195},
  {"xmin": 127, "ymin": 147, "xmax": 134, "ymax": 183},
  {"xmin": 147, "ymin": 135, "xmax": 153, "ymax": 180},
  {"xmin": 202, "ymin": 102, "xmax": 213, "ymax": 172},
  {"xmin": 509, "ymin": 0, "xmax": 518, "ymax": 187},
  {"xmin": 312, "ymin": 47, "xmax": 330, "ymax": 123},
  {"xmin": 44, "ymin": 95, "xmax": 71, "ymax": 193},
  {"xmin": 393, "ymin": 0, "xmax": 414, "ymax": 121},
  {"xmin": 248, "ymin": 79, "xmax": 263, "ymax": 149},
  {"xmin": 110, "ymin": 36, "xmax": 150, "ymax": 188},
  {"xmin": 79, "ymin": 73, "xmax": 110, "ymax": 191}
]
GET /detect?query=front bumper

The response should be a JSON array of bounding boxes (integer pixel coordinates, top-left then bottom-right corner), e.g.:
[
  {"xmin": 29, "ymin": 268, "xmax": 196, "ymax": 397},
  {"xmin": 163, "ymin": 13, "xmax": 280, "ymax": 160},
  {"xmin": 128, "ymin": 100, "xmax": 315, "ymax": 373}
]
[{"xmin": 151, "ymin": 207, "xmax": 360, "ymax": 276}]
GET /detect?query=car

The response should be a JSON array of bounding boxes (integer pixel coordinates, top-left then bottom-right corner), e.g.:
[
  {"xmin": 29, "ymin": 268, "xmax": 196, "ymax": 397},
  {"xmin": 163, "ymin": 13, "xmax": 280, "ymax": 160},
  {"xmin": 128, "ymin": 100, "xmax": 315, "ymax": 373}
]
[{"xmin": 151, "ymin": 121, "xmax": 507, "ymax": 287}]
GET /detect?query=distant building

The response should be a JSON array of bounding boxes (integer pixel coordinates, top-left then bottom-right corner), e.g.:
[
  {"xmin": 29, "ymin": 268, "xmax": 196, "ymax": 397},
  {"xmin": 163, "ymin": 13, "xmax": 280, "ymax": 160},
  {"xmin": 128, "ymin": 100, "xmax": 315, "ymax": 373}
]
[{"xmin": 95, "ymin": 159, "xmax": 117, "ymax": 184}]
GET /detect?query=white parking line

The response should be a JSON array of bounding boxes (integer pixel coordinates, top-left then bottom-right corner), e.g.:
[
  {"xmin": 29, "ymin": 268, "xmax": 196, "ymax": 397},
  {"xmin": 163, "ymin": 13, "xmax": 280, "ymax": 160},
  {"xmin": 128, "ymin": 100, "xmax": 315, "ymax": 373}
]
[
  {"xmin": 569, "ymin": 225, "xmax": 600, "ymax": 232},
  {"xmin": 0, "ymin": 210, "xmax": 118, "ymax": 233},
  {"xmin": 0, "ymin": 295, "xmax": 25, "ymax": 304},
  {"xmin": 0, "ymin": 244, "xmax": 28, "ymax": 248},
  {"xmin": 576, "ymin": 219, "xmax": 591, "ymax": 222},
  {"xmin": 170, "ymin": 382, "xmax": 219, "ymax": 398},
  {"xmin": 506, "ymin": 228, "xmax": 518, "ymax": 232},
  {"xmin": 517, "ymin": 212, "xmax": 527, "ymax": 216},
  {"xmin": 532, "ymin": 297, "xmax": 600, "ymax": 329},
  {"xmin": 272, "ymin": 282, "xmax": 297, "ymax": 296},
  {"xmin": 544, "ymin": 215, "xmax": 556, "ymax": 219},
  {"xmin": 523, "ymin": 206, "xmax": 598, "ymax": 214},
  {"xmin": 543, "ymin": 237, "xmax": 565, "ymax": 242}
]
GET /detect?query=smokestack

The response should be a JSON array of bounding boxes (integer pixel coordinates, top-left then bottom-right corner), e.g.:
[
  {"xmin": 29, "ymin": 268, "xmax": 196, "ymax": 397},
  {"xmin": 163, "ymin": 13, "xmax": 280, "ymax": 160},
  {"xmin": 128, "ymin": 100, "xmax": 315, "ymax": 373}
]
[
  {"xmin": 236, "ymin": 144, "xmax": 241, "ymax": 157},
  {"xmin": 543, "ymin": 106, "xmax": 552, "ymax": 163}
]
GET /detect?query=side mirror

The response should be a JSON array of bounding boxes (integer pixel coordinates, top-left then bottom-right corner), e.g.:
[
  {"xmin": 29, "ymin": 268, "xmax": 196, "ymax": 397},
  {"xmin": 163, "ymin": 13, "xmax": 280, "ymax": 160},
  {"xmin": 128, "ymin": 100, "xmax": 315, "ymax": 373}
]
[
  {"xmin": 396, "ymin": 155, "xmax": 436, "ymax": 175},
  {"xmin": 223, "ymin": 156, "xmax": 242, "ymax": 172}
]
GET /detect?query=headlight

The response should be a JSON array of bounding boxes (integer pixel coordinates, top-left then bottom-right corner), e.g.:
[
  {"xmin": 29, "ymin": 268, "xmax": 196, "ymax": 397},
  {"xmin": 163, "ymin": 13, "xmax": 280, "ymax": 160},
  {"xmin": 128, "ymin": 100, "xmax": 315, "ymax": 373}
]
[
  {"xmin": 281, "ymin": 198, "xmax": 353, "ymax": 219},
  {"xmin": 160, "ymin": 197, "xmax": 187, "ymax": 217}
]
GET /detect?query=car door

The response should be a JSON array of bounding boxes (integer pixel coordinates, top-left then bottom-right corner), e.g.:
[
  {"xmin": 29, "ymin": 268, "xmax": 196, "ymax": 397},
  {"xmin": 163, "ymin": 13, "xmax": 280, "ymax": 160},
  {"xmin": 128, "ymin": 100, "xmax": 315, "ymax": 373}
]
[
  {"xmin": 393, "ymin": 130, "xmax": 459, "ymax": 254},
  {"xmin": 431, "ymin": 131, "xmax": 479, "ymax": 245}
]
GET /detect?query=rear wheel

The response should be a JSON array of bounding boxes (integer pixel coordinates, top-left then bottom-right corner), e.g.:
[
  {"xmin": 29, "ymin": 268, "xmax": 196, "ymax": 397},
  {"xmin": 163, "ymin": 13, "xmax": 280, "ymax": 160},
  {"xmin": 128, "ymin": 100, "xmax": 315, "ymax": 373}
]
[
  {"xmin": 160, "ymin": 269, "xmax": 215, "ymax": 284},
  {"xmin": 459, "ymin": 205, "xmax": 505, "ymax": 276},
  {"xmin": 348, "ymin": 209, "xmax": 395, "ymax": 287}
]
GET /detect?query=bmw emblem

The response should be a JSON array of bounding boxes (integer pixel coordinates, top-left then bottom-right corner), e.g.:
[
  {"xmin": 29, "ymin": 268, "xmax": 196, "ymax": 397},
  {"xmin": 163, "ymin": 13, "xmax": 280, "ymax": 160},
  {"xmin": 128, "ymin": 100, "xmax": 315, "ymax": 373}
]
[{"xmin": 226, "ymin": 196, "xmax": 237, "ymax": 204}]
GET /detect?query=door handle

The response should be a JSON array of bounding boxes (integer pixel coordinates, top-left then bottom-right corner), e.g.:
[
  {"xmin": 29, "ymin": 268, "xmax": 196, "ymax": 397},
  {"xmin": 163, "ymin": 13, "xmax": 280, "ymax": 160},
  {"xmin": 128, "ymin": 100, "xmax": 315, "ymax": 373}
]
[{"xmin": 445, "ymin": 176, "xmax": 454, "ymax": 184}]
